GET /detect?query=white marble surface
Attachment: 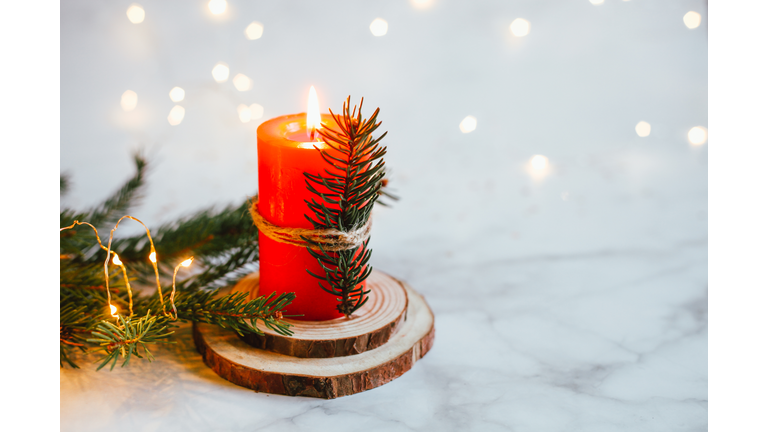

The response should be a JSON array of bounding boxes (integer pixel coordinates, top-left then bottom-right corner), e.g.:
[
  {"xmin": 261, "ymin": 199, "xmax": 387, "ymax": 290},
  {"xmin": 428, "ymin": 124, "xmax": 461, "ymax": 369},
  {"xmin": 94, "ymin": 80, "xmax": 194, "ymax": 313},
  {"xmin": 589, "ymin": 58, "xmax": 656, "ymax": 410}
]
[{"xmin": 60, "ymin": 0, "xmax": 708, "ymax": 430}]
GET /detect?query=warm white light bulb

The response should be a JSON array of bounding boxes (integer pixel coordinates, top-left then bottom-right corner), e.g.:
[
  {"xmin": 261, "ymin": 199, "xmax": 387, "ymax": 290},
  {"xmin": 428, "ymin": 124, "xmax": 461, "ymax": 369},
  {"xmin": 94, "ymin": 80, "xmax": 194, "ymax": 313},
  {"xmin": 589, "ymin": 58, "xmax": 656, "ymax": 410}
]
[
  {"xmin": 181, "ymin": 258, "xmax": 193, "ymax": 267},
  {"xmin": 121, "ymin": 90, "xmax": 138, "ymax": 112},
  {"xmin": 212, "ymin": 63, "xmax": 230, "ymax": 83},
  {"xmin": 688, "ymin": 126, "xmax": 707, "ymax": 145},
  {"xmin": 370, "ymin": 18, "xmax": 388, "ymax": 36},
  {"xmin": 208, "ymin": 0, "xmax": 227, "ymax": 15},
  {"xmin": 149, "ymin": 251, "xmax": 157, "ymax": 263},
  {"xmin": 109, "ymin": 304, "xmax": 118, "ymax": 317},
  {"xmin": 249, "ymin": 103, "xmax": 264, "ymax": 120},
  {"xmin": 112, "ymin": 254, "xmax": 122, "ymax": 266},
  {"xmin": 169, "ymin": 87, "xmax": 185, "ymax": 102},
  {"xmin": 245, "ymin": 21, "xmax": 264, "ymax": 40},
  {"xmin": 238, "ymin": 104, "xmax": 251, "ymax": 123},
  {"xmin": 459, "ymin": 116, "xmax": 477, "ymax": 133},
  {"xmin": 168, "ymin": 105, "xmax": 185, "ymax": 126},
  {"xmin": 233, "ymin": 74, "xmax": 253, "ymax": 91},
  {"xmin": 410, "ymin": 0, "xmax": 435, "ymax": 9},
  {"xmin": 530, "ymin": 155, "xmax": 549, "ymax": 170},
  {"xmin": 510, "ymin": 18, "xmax": 531, "ymax": 37},
  {"xmin": 683, "ymin": 11, "xmax": 702, "ymax": 29},
  {"xmin": 126, "ymin": 4, "xmax": 145, "ymax": 24},
  {"xmin": 635, "ymin": 121, "xmax": 651, "ymax": 137}
]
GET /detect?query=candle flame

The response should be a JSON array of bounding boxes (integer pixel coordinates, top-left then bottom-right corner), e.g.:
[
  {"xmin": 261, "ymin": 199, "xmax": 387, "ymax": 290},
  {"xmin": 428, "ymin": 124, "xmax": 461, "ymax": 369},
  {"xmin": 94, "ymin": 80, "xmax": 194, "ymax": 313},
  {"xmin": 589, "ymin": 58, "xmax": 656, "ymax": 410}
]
[{"xmin": 307, "ymin": 86, "xmax": 321, "ymax": 139}]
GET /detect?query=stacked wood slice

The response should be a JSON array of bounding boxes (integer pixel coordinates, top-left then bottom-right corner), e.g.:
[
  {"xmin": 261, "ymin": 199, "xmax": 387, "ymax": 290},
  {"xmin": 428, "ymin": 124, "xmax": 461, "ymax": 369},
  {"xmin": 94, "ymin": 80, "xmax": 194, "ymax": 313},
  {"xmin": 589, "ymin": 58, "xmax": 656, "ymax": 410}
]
[{"xmin": 193, "ymin": 270, "xmax": 435, "ymax": 398}]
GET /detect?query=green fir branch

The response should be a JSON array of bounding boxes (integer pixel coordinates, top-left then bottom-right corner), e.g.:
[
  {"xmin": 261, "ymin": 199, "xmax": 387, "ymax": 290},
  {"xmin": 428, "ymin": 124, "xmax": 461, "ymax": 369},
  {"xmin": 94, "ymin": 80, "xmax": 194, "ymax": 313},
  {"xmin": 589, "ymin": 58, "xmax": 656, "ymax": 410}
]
[
  {"xmin": 303, "ymin": 97, "xmax": 388, "ymax": 317},
  {"xmin": 87, "ymin": 312, "xmax": 175, "ymax": 371}
]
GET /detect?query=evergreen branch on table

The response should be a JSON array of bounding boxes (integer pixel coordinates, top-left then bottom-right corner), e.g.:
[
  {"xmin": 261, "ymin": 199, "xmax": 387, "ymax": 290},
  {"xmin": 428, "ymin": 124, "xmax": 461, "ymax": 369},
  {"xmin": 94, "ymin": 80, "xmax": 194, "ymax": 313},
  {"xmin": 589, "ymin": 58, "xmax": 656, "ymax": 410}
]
[
  {"xmin": 87, "ymin": 312, "xmax": 175, "ymax": 371},
  {"xmin": 303, "ymin": 96, "xmax": 388, "ymax": 317},
  {"xmin": 138, "ymin": 290, "xmax": 296, "ymax": 337},
  {"xmin": 60, "ymin": 156, "xmax": 295, "ymax": 370}
]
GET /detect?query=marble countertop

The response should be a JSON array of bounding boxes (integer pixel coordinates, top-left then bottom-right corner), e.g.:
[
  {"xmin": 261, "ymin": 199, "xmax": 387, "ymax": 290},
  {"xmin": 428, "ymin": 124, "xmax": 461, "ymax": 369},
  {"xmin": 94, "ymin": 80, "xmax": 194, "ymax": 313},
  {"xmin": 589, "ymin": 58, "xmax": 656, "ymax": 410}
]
[{"xmin": 60, "ymin": 0, "xmax": 707, "ymax": 430}]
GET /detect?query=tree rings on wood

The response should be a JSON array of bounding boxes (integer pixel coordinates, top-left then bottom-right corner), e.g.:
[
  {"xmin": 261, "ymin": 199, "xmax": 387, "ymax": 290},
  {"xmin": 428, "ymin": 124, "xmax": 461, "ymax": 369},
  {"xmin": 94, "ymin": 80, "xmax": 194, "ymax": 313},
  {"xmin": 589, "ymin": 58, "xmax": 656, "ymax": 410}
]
[
  {"xmin": 193, "ymin": 279, "xmax": 435, "ymax": 399},
  {"xmin": 231, "ymin": 270, "xmax": 408, "ymax": 358}
]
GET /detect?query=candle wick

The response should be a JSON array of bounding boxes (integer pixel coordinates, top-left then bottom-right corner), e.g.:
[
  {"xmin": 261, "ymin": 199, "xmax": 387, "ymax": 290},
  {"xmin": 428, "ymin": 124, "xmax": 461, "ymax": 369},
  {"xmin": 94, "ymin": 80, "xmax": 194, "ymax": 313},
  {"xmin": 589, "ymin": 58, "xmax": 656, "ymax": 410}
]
[{"xmin": 310, "ymin": 127, "xmax": 316, "ymax": 141}]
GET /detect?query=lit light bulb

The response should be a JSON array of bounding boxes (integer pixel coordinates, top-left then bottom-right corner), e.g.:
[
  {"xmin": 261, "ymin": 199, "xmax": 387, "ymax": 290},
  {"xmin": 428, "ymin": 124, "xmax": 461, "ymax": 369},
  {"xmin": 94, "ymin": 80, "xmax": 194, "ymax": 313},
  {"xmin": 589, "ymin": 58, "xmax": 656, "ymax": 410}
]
[
  {"xmin": 370, "ymin": 18, "xmax": 388, "ymax": 36},
  {"xmin": 169, "ymin": 87, "xmax": 185, "ymax": 102},
  {"xmin": 168, "ymin": 105, "xmax": 185, "ymax": 126},
  {"xmin": 121, "ymin": 90, "xmax": 138, "ymax": 112},
  {"xmin": 212, "ymin": 63, "xmax": 230, "ymax": 83},
  {"xmin": 688, "ymin": 126, "xmax": 707, "ymax": 146},
  {"xmin": 683, "ymin": 11, "xmax": 702, "ymax": 29},
  {"xmin": 635, "ymin": 121, "xmax": 651, "ymax": 137},
  {"xmin": 510, "ymin": 18, "xmax": 531, "ymax": 37},
  {"xmin": 109, "ymin": 304, "xmax": 118, "ymax": 317},
  {"xmin": 459, "ymin": 116, "xmax": 477, "ymax": 133},
  {"xmin": 126, "ymin": 4, "xmax": 145, "ymax": 24},
  {"xmin": 249, "ymin": 103, "xmax": 264, "ymax": 120},
  {"xmin": 245, "ymin": 21, "xmax": 264, "ymax": 40},
  {"xmin": 208, "ymin": 0, "xmax": 226, "ymax": 15},
  {"xmin": 181, "ymin": 258, "xmax": 193, "ymax": 267},
  {"xmin": 530, "ymin": 155, "xmax": 549, "ymax": 170},
  {"xmin": 410, "ymin": 0, "xmax": 435, "ymax": 9},
  {"xmin": 307, "ymin": 86, "xmax": 322, "ymax": 135},
  {"xmin": 233, "ymin": 74, "xmax": 253, "ymax": 91},
  {"xmin": 589, "ymin": 0, "xmax": 604, "ymax": 5},
  {"xmin": 112, "ymin": 254, "xmax": 122, "ymax": 266},
  {"xmin": 149, "ymin": 251, "xmax": 157, "ymax": 263},
  {"xmin": 238, "ymin": 104, "xmax": 252, "ymax": 123}
]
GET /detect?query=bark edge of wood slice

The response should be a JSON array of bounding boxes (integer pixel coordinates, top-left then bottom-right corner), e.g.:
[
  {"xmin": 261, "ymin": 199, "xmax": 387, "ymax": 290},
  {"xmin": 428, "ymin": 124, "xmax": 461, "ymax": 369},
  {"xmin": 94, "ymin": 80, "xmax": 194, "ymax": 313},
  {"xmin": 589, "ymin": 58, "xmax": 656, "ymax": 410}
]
[
  {"xmin": 193, "ymin": 277, "xmax": 435, "ymax": 399},
  {"xmin": 231, "ymin": 269, "xmax": 409, "ymax": 358}
]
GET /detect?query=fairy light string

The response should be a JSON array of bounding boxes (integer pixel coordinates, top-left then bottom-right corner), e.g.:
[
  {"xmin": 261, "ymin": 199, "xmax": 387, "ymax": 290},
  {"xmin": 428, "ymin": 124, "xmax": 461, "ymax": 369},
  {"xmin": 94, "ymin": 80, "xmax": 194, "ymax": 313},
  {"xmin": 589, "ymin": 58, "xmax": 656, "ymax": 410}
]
[
  {"xmin": 60, "ymin": 220, "xmax": 133, "ymax": 316},
  {"xmin": 60, "ymin": 216, "xmax": 190, "ymax": 322}
]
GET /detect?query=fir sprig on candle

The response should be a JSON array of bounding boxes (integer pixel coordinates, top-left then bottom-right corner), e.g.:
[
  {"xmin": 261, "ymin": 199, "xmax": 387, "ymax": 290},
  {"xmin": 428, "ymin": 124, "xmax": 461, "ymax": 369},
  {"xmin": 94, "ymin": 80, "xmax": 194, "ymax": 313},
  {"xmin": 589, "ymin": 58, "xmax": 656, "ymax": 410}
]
[{"xmin": 303, "ymin": 96, "xmax": 388, "ymax": 318}]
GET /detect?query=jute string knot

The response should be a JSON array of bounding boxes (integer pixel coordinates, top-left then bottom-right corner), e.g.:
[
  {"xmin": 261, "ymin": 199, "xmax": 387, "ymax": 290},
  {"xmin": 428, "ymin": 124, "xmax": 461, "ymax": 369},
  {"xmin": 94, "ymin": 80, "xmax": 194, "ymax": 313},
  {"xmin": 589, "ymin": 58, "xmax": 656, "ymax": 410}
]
[{"xmin": 249, "ymin": 198, "xmax": 372, "ymax": 251}]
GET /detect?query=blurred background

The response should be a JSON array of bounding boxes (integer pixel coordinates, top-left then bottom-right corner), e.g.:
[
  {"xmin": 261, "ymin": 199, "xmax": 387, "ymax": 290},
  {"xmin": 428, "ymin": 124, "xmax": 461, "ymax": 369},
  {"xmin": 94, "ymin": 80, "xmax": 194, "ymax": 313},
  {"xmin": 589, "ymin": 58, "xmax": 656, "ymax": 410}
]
[
  {"xmin": 61, "ymin": 1, "xmax": 707, "ymax": 429},
  {"xmin": 60, "ymin": 0, "xmax": 707, "ymax": 262}
]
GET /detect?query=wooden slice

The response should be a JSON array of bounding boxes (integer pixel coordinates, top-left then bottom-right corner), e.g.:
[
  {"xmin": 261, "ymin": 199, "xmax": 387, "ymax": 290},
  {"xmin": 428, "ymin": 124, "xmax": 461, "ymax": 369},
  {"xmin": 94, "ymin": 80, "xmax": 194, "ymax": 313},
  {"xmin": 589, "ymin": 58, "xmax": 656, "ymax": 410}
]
[
  {"xmin": 193, "ymin": 278, "xmax": 435, "ymax": 399},
  {"xmin": 232, "ymin": 270, "xmax": 408, "ymax": 358}
]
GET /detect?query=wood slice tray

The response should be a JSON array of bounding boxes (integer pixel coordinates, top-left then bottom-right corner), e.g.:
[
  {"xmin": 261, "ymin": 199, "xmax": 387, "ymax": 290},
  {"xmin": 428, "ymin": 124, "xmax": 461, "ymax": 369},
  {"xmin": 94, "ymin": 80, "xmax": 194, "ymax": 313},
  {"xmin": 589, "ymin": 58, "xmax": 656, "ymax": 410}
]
[
  {"xmin": 193, "ymin": 274, "xmax": 435, "ymax": 399},
  {"xmin": 232, "ymin": 270, "xmax": 408, "ymax": 358}
]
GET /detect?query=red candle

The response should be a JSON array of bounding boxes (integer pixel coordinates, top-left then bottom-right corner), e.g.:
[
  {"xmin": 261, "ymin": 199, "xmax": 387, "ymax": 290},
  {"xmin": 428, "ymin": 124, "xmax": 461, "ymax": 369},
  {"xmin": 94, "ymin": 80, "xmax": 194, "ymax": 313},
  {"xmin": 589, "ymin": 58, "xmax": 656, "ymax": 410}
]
[{"xmin": 256, "ymin": 88, "xmax": 366, "ymax": 321}]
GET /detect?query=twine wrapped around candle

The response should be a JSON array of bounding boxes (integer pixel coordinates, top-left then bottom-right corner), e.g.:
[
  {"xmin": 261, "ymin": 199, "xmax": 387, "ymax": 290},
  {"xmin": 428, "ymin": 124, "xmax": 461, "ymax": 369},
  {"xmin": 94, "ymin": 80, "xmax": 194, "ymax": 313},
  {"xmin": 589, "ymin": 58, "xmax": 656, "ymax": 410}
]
[{"xmin": 249, "ymin": 198, "xmax": 372, "ymax": 251}]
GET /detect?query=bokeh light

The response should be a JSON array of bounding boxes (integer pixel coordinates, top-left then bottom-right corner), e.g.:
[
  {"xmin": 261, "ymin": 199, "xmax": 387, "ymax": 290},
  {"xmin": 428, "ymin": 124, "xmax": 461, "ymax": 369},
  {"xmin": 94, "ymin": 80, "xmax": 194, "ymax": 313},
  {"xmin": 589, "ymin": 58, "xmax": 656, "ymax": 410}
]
[
  {"xmin": 249, "ymin": 103, "xmax": 264, "ymax": 120},
  {"xmin": 121, "ymin": 90, "xmax": 138, "ymax": 111},
  {"xmin": 168, "ymin": 105, "xmax": 185, "ymax": 126},
  {"xmin": 589, "ymin": 0, "xmax": 604, "ymax": 5},
  {"xmin": 688, "ymin": 126, "xmax": 707, "ymax": 146},
  {"xmin": 683, "ymin": 11, "xmax": 702, "ymax": 29},
  {"xmin": 233, "ymin": 74, "xmax": 253, "ymax": 91},
  {"xmin": 510, "ymin": 19, "xmax": 531, "ymax": 37},
  {"xmin": 459, "ymin": 116, "xmax": 477, "ymax": 133},
  {"xmin": 530, "ymin": 155, "xmax": 549, "ymax": 170},
  {"xmin": 208, "ymin": 0, "xmax": 226, "ymax": 15},
  {"xmin": 126, "ymin": 4, "xmax": 145, "ymax": 24},
  {"xmin": 410, "ymin": 0, "xmax": 435, "ymax": 9},
  {"xmin": 635, "ymin": 121, "xmax": 651, "ymax": 137},
  {"xmin": 212, "ymin": 63, "xmax": 230, "ymax": 83},
  {"xmin": 169, "ymin": 87, "xmax": 185, "ymax": 102},
  {"xmin": 370, "ymin": 18, "xmax": 388, "ymax": 36},
  {"xmin": 237, "ymin": 104, "xmax": 251, "ymax": 123},
  {"xmin": 245, "ymin": 21, "xmax": 264, "ymax": 40}
]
